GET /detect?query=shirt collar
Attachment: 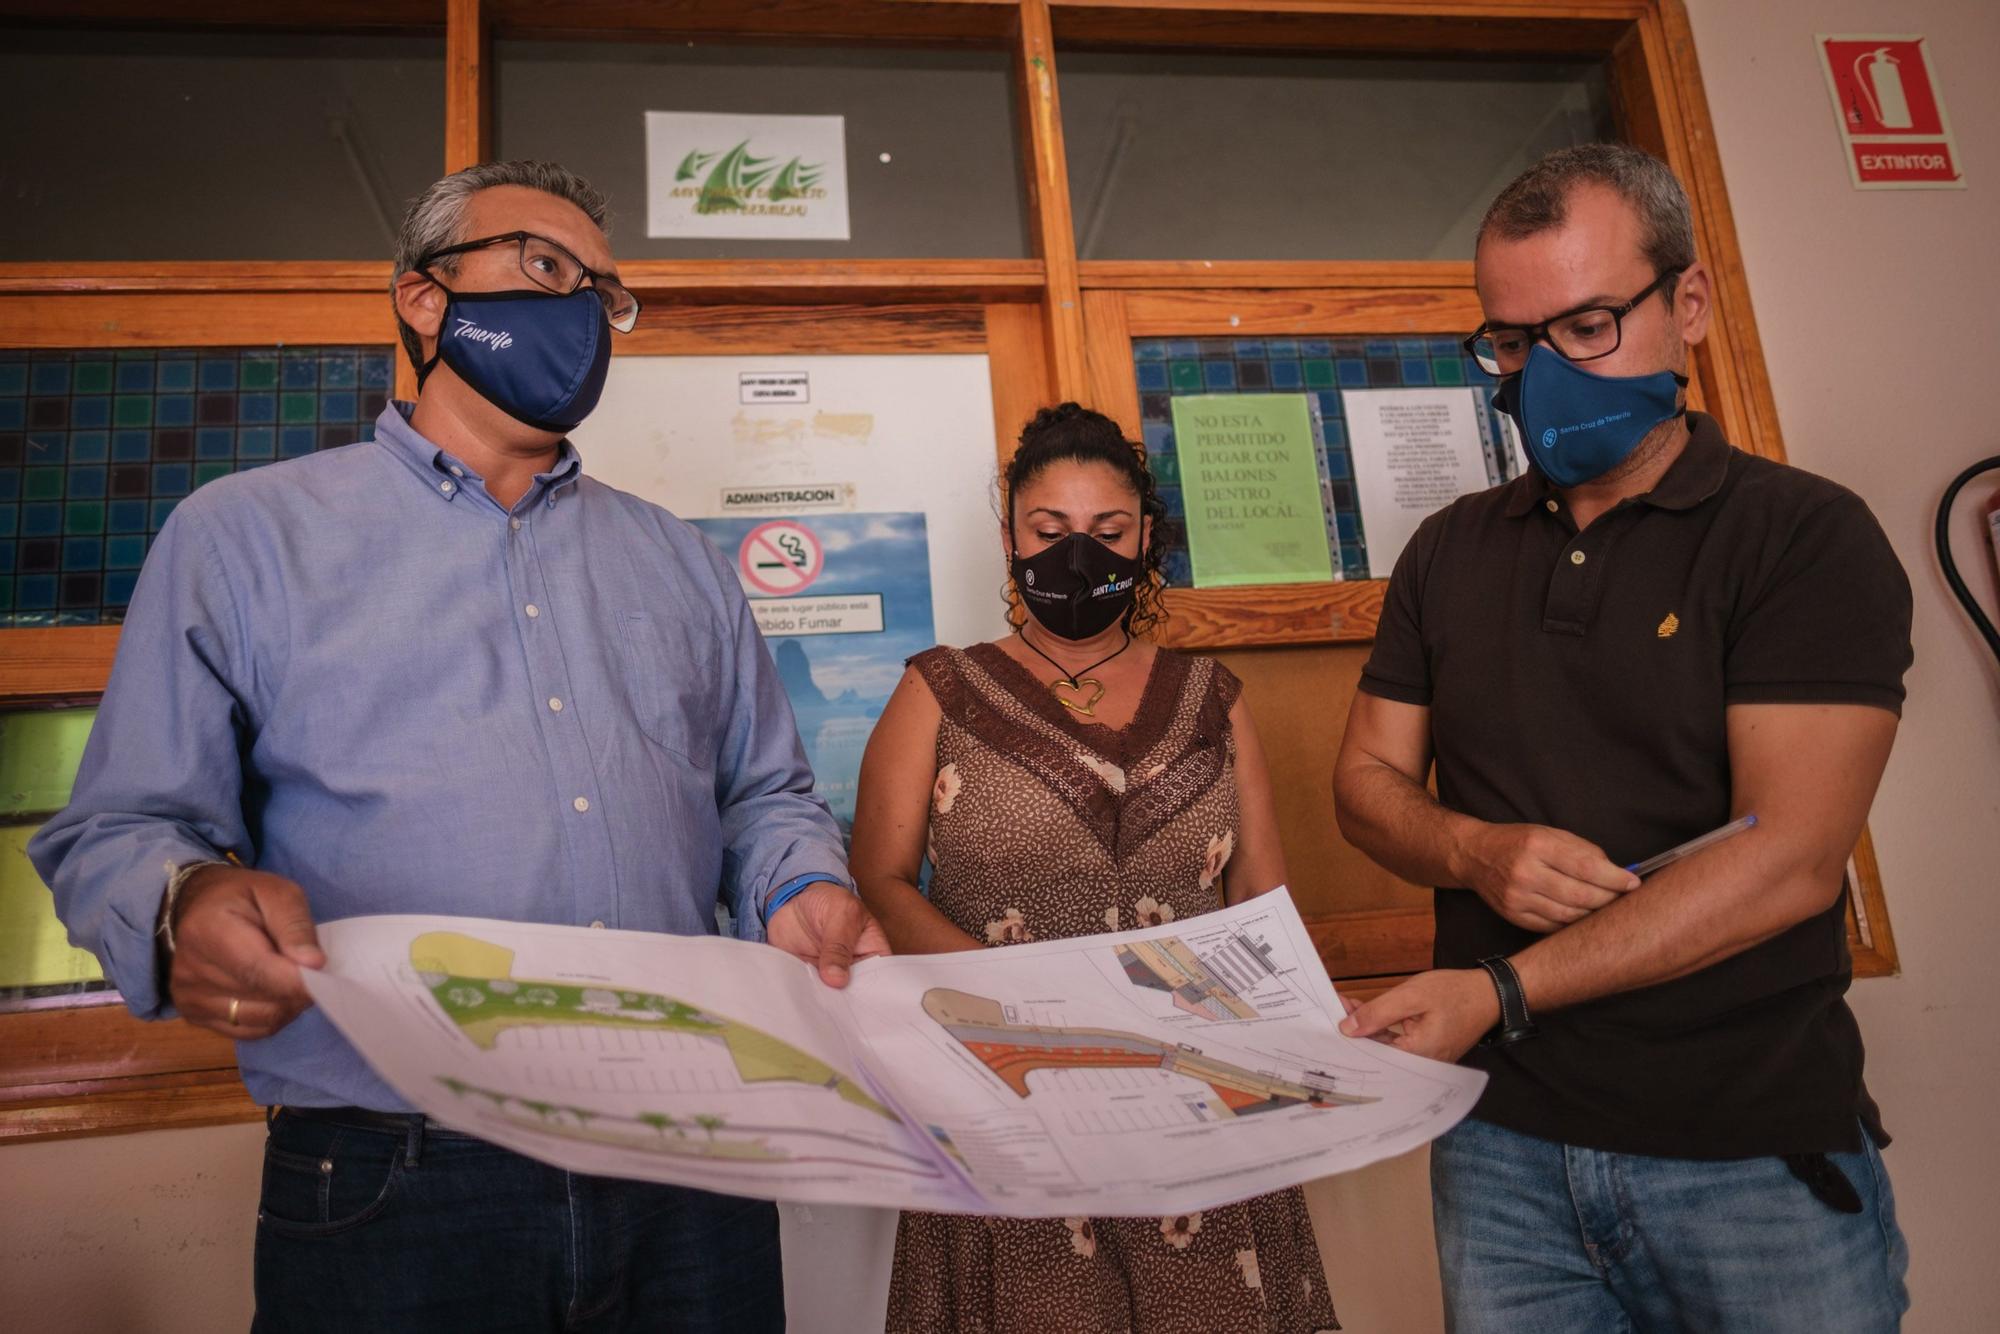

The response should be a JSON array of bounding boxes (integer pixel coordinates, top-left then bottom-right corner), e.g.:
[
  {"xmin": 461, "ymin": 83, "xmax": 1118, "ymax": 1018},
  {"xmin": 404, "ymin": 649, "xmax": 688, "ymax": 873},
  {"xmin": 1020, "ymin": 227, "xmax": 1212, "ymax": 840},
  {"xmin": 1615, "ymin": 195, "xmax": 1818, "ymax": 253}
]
[
  {"xmin": 373, "ymin": 401, "xmax": 584, "ymax": 506},
  {"xmin": 1502, "ymin": 411, "xmax": 1731, "ymax": 518}
]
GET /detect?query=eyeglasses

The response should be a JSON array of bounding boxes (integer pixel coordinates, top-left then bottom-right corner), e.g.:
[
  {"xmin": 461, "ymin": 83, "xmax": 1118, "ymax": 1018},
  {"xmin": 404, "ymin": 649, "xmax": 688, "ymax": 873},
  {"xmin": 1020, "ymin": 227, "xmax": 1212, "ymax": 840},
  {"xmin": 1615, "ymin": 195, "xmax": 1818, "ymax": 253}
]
[
  {"xmin": 418, "ymin": 230, "xmax": 642, "ymax": 333},
  {"xmin": 1464, "ymin": 268, "xmax": 1683, "ymax": 376}
]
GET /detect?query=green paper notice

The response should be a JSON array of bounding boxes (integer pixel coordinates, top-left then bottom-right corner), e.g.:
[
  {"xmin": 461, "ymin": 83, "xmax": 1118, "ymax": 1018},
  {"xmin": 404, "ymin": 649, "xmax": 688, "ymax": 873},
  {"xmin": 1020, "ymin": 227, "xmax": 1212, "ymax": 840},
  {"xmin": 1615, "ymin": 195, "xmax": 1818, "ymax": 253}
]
[{"xmin": 1171, "ymin": 394, "xmax": 1335, "ymax": 586}]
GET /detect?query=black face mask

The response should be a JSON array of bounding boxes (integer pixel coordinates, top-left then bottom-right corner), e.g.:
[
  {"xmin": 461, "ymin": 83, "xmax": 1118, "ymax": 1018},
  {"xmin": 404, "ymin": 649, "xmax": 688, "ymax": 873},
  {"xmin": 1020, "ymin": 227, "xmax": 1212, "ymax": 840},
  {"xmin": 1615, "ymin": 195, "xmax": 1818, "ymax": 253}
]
[{"xmin": 1011, "ymin": 532, "xmax": 1138, "ymax": 640}]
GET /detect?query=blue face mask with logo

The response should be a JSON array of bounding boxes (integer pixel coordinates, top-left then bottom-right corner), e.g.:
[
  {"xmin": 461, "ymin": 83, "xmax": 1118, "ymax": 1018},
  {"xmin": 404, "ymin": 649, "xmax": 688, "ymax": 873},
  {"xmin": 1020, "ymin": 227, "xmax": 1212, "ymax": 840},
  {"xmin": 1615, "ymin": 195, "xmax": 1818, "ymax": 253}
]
[
  {"xmin": 420, "ymin": 281, "xmax": 612, "ymax": 434},
  {"xmin": 1493, "ymin": 343, "xmax": 1688, "ymax": 489}
]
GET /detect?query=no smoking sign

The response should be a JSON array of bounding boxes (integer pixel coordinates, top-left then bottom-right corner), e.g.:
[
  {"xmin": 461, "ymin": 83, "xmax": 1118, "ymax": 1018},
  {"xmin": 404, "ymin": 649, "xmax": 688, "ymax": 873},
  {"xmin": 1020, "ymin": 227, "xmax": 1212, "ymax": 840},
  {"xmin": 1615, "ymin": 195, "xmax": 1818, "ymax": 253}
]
[{"xmin": 739, "ymin": 520, "xmax": 824, "ymax": 596}]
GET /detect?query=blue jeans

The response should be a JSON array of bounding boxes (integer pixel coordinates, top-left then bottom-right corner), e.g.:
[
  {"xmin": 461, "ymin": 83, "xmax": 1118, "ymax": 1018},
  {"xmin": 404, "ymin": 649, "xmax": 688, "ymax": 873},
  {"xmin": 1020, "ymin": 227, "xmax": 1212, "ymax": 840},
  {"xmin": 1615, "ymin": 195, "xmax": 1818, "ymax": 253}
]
[
  {"xmin": 1431, "ymin": 1116, "xmax": 1909, "ymax": 1333},
  {"xmin": 251, "ymin": 1109, "xmax": 785, "ymax": 1333}
]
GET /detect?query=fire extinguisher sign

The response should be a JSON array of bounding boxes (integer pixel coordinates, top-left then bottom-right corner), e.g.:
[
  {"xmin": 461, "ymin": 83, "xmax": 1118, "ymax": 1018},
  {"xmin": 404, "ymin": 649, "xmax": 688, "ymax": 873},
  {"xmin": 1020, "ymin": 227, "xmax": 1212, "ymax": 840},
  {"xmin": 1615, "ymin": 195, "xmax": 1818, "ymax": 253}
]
[{"xmin": 1817, "ymin": 35, "xmax": 1964, "ymax": 190}]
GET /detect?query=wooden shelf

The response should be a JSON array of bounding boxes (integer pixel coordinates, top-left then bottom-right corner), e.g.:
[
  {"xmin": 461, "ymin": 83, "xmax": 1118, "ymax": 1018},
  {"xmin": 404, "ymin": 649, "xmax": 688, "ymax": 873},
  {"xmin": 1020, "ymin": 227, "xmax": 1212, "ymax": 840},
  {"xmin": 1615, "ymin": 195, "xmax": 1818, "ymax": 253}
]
[
  {"xmin": 0, "ymin": 627, "xmax": 120, "ymax": 706},
  {"xmin": 617, "ymin": 259, "xmax": 1046, "ymax": 305},
  {"xmin": 1154, "ymin": 580, "xmax": 1386, "ymax": 650},
  {"xmin": 1080, "ymin": 260, "xmax": 1475, "ymax": 290},
  {"xmin": 1049, "ymin": 0, "xmax": 1641, "ymax": 57}
]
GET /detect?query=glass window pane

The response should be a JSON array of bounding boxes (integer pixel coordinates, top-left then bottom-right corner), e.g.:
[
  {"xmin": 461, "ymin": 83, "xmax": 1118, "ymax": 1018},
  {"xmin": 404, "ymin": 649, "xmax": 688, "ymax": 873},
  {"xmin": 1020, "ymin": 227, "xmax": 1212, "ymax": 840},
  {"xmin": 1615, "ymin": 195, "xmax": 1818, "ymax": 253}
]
[
  {"xmin": 1060, "ymin": 52, "xmax": 1614, "ymax": 261},
  {"xmin": 0, "ymin": 29, "xmax": 445, "ymax": 261},
  {"xmin": 493, "ymin": 42, "xmax": 1030, "ymax": 259},
  {"xmin": 0, "ymin": 706, "xmax": 112, "ymax": 1010},
  {"xmin": 0, "ymin": 345, "xmax": 396, "ymax": 627},
  {"xmin": 1132, "ymin": 335, "xmax": 1519, "ymax": 583}
]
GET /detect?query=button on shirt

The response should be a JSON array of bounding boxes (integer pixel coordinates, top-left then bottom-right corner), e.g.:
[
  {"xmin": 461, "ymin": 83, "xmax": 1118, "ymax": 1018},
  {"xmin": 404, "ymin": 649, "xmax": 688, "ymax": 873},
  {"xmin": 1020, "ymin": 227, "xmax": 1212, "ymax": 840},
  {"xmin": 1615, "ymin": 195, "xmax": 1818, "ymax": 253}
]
[
  {"xmin": 1358, "ymin": 413, "xmax": 1913, "ymax": 1159},
  {"xmin": 30, "ymin": 404, "xmax": 848, "ymax": 1111}
]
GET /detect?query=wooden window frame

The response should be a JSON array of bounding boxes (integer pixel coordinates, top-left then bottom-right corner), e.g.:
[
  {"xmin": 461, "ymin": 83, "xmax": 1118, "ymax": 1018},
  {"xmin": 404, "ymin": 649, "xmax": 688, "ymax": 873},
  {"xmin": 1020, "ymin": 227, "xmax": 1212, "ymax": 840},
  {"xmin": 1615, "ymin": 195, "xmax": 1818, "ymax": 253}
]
[{"xmin": 0, "ymin": 0, "xmax": 1896, "ymax": 1141}]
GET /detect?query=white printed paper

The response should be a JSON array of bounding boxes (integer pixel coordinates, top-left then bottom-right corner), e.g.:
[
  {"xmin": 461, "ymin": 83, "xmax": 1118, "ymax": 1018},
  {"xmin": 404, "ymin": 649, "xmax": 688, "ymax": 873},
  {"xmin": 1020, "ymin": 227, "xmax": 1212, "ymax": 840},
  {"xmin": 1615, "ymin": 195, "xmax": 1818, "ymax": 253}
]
[
  {"xmin": 1342, "ymin": 387, "xmax": 1494, "ymax": 577},
  {"xmin": 304, "ymin": 890, "xmax": 1484, "ymax": 1217},
  {"xmin": 646, "ymin": 112, "xmax": 850, "ymax": 240}
]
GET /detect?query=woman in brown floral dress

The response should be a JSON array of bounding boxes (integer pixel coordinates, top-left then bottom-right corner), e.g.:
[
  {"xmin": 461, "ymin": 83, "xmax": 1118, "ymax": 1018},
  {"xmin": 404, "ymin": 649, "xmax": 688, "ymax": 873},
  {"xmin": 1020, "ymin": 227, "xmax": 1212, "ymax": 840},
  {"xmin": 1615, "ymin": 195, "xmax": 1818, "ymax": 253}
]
[{"xmin": 850, "ymin": 404, "xmax": 1339, "ymax": 1333}]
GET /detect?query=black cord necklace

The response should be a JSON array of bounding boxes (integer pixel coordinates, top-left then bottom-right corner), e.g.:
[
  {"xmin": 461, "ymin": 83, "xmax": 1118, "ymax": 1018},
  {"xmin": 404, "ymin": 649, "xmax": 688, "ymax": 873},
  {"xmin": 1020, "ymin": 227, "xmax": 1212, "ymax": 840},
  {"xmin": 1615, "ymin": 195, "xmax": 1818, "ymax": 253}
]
[{"xmin": 1017, "ymin": 628, "xmax": 1132, "ymax": 717}]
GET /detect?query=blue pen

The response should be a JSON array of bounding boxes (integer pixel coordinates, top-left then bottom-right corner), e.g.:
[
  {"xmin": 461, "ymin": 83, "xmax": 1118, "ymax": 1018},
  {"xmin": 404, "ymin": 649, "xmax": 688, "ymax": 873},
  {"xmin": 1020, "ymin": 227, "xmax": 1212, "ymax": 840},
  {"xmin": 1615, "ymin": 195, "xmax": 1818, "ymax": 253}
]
[{"xmin": 1626, "ymin": 814, "xmax": 1758, "ymax": 877}]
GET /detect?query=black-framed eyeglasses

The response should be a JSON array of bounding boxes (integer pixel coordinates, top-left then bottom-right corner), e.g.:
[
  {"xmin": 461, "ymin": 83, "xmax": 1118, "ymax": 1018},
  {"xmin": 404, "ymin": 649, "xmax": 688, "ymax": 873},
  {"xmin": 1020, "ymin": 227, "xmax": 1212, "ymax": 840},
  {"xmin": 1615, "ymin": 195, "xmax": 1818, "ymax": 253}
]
[
  {"xmin": 419, "ymin": 230, "xmax": 642, "ymax": 333},
  {"xmin": 1463, "ymin": 267, "xmax": 1683, "ymax": 376}
]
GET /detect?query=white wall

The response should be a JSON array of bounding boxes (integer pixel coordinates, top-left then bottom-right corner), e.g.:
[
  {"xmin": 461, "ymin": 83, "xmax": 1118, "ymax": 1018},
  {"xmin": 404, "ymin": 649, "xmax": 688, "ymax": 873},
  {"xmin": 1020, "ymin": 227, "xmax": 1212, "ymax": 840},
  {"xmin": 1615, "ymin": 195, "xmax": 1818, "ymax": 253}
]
[
  {"xmin": 1682, "ymin": 1, "xmax": 2000, "ymax": 1328},
  {"xmin": 4, "ymin": 4, "xmax": 1996, "ymax": 1331}
]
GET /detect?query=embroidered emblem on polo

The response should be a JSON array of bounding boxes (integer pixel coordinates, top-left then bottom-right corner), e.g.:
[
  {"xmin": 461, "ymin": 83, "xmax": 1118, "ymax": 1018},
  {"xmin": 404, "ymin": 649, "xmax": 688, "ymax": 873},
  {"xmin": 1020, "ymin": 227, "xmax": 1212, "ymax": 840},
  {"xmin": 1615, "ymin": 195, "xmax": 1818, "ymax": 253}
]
[
  {"xmin": 1657, "ymin": 612, "xmax": 1680, "ymax": 639},
  {"xmin": 452, "ymin": 318, "xmax": 514, "ymax": 351}
]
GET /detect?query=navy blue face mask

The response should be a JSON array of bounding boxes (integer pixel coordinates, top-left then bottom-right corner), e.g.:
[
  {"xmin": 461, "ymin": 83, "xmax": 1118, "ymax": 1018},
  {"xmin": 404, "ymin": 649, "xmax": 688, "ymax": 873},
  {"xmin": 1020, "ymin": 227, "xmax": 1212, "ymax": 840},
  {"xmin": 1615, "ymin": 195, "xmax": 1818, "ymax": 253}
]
[
  {"xmin": 1494, "ymin": 343, "xmax": 1688, "ymax": 489},
  {"xmin": 420, "ymin": 280, "xmax": 611, "ymax": 434}
]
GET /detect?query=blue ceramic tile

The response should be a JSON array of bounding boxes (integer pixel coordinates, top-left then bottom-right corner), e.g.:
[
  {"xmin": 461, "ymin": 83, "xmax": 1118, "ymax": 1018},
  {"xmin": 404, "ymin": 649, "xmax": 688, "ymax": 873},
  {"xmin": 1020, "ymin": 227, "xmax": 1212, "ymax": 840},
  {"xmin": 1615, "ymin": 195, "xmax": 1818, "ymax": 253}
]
[
  {"xmin": 105, "ymin": 534, "xmax": 147, "ymax": 569},
  {"xmin": 17, "ymin": 574, "xmax": 56, "ymax": 609},
  {"xmin": 22, "ymin": 502, "xmax": 62, "ymax": 537}
]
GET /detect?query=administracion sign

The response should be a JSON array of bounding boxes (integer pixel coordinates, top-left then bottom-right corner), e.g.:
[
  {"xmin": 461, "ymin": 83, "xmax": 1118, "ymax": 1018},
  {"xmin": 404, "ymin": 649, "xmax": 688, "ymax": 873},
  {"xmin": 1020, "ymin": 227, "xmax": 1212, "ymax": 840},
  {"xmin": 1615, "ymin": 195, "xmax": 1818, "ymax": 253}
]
[
  {"xmin": 1816, "ymin": 35, "xmax": 1963, "ymax": 190},
  {"xmin": 646, "ymin": 112, "xmax": 852, "ymax": 239}
]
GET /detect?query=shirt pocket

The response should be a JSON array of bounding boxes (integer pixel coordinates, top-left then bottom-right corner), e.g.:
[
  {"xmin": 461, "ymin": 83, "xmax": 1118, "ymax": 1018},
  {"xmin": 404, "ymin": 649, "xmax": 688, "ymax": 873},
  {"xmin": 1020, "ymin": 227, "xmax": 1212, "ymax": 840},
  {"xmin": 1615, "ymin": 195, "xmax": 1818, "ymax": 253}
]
[{"xmin": 615, "ymin": 610, "xmax": 723, "ymax": 767}]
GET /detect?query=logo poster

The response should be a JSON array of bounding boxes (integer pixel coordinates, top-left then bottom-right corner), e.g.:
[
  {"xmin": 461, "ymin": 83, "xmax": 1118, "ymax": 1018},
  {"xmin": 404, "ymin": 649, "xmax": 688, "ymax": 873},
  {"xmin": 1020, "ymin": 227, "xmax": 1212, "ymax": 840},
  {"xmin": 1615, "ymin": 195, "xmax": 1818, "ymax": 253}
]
[
  {"xmin": 646, "ymin": 112, "xmax": 852, "ymax": 239},
  {"xmin": 1816, "ymin": 35, "xmax": 1964, "ymax": 190}
]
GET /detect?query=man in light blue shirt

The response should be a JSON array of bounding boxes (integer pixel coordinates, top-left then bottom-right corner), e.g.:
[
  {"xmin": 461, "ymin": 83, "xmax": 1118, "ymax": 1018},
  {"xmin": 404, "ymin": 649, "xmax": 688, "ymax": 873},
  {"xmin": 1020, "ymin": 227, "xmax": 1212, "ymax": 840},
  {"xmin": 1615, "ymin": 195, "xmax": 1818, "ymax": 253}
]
[{"xmin": 30, "ymin": 160, "xmax": 884, "ymax": 1332}]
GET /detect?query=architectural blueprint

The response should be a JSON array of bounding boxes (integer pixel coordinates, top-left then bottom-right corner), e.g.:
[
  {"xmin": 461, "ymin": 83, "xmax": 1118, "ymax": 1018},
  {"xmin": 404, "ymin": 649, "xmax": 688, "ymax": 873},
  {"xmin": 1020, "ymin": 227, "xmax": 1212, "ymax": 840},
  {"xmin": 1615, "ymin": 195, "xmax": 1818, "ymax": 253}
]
[{"xmin": 303, "ymin": 889, "xmax": 1484, "ymax": 1216}]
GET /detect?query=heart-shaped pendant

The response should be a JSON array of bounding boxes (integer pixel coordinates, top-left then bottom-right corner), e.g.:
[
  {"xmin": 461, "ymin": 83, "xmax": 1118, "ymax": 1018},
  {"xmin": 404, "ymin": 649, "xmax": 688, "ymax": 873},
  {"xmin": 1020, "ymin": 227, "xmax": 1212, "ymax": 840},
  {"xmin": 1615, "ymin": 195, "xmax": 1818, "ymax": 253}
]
[{"xmin": 1050, "ymin": 676, "xmax": 1105, "ymax": 716}]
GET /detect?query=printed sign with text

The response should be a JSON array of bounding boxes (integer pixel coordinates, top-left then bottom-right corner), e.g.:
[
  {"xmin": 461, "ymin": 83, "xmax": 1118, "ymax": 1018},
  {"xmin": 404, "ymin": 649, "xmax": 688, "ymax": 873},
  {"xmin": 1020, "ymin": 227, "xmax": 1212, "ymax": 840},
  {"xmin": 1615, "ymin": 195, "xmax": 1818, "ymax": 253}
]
[{"xmin": 1817, "ymin": 35, "xmax": 1963, "ymax": 190}]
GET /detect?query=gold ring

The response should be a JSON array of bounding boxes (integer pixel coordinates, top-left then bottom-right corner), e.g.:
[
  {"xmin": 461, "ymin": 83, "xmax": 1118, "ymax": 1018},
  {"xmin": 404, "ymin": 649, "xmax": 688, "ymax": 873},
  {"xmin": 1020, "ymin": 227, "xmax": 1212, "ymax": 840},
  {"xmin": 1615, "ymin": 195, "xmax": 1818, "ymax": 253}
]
[{"xmin": 227, "ymin": 997, "xmax": 241, "ymax": 1025}]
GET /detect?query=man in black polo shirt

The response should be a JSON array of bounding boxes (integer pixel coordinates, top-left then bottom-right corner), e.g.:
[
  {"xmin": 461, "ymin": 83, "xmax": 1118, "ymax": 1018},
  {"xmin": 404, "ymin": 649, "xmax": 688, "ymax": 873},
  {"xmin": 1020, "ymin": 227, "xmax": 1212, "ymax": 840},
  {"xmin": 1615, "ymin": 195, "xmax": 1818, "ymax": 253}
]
[{"xmin": 1333, "ymin": 142, "xmax": 1912, "ymax": 1332}]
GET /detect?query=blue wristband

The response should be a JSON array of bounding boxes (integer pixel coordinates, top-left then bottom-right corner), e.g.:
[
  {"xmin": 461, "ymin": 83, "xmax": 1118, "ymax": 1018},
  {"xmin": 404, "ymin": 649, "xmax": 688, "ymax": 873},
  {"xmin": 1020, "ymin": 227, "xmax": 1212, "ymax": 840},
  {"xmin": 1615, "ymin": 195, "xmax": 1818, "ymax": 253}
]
[{"xmin": 763, "ymin": 873, "xmax": 843, "ymax": 926}]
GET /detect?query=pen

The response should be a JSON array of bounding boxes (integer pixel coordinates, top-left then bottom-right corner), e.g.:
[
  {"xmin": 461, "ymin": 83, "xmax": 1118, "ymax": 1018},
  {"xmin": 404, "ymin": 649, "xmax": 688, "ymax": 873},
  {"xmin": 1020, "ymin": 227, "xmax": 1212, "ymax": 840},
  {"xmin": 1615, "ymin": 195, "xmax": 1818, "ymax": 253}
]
[{"xmin": 1625, "ymin": 813, "xmax": 1758, "ymax": 877}]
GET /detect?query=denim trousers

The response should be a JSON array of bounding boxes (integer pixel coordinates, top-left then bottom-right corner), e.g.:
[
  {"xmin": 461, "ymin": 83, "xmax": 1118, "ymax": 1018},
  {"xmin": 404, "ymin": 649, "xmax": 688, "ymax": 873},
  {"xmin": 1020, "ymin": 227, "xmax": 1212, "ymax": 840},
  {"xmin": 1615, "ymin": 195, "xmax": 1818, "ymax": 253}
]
[
  {"xmin": 1430, "ymin": 1115, "xmax": 1909, "ymax": 1333},
  {"xmin": 251, "ymin": 1108, "xmax": 785, "ymax": 1333}
]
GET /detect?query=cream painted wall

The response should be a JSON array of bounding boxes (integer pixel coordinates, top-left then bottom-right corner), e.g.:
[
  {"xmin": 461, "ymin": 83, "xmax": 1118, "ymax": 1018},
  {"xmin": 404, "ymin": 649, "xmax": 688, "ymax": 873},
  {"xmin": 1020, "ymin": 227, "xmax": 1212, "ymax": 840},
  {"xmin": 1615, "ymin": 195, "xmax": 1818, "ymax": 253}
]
[
  {"xmin": 1681, "ymin": 1, "xmax": 2000, "ymax": 1329},
  {"xmin": 4, "ymin": 4, "xmax": 1996, "ymax": 1332},
  {"xmin": 1, "ymin": 1121, "xmax": 261, "ymax": 1332}
]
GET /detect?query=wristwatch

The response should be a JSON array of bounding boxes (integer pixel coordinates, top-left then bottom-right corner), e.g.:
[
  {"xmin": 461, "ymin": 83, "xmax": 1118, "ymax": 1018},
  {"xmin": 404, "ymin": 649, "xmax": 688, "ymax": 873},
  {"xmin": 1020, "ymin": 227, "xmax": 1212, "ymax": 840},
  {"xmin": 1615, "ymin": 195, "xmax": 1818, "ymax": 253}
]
[{"xmin": 1476, "ymin": 955, "xmax": 1540, "ymax": 1046}]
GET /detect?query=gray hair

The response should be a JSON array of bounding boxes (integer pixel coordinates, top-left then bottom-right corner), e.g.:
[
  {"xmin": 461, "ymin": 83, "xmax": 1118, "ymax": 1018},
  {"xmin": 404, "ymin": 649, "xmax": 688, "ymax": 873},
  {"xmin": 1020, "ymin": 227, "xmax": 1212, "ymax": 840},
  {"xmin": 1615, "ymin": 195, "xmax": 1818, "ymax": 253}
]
[
  {"xmin": 390, "ymin": 160, "xmax": 612, "ymax": 373},
  {"xmin": 1477, "ymin": 143, "xmax": 1696, "ymax": 282}
]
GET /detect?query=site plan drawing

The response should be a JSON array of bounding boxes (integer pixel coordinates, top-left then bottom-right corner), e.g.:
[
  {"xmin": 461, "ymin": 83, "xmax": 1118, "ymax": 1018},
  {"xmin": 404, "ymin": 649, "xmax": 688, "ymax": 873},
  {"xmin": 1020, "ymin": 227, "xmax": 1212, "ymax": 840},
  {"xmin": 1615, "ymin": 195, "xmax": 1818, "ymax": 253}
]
[{"xmin": 305, "ymin": 889, "xmax": 1485, "ymax": 1216}]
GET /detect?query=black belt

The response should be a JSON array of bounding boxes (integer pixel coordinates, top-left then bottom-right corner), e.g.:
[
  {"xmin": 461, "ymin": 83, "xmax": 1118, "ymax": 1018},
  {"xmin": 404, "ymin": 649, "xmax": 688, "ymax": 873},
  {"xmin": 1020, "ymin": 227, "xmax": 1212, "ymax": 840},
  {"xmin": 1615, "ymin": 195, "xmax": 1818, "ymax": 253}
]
[{"xmin": 274, "ymin": 1105, "xmax": 480, "ymax": 1141}]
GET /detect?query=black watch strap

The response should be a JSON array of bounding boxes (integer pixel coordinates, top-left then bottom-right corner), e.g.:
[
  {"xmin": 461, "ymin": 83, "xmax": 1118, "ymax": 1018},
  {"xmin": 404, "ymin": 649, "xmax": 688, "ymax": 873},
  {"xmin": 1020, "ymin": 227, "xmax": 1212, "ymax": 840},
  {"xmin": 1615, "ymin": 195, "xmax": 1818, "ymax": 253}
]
[{"xmin": 1477, "ymin": 955, "xmax": 1539, "ymax": 1046}]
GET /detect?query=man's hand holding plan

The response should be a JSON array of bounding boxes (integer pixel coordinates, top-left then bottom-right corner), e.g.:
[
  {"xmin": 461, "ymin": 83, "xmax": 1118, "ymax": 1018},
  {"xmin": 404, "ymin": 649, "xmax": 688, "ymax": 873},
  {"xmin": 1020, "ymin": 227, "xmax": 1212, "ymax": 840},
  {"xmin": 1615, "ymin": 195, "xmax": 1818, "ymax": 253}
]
[{"xmin": 302, "ymin": 889, "xmax": 1484, "ymax": 1217}]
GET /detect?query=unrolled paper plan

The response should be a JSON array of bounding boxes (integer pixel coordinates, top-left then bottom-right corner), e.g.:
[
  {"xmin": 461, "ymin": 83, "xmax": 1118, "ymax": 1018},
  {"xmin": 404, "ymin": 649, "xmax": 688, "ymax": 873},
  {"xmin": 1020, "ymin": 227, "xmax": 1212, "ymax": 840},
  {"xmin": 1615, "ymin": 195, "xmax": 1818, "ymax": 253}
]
[{"xmin": 303, "ymin": 889, "xmax": 1484, "ymax": 1217}]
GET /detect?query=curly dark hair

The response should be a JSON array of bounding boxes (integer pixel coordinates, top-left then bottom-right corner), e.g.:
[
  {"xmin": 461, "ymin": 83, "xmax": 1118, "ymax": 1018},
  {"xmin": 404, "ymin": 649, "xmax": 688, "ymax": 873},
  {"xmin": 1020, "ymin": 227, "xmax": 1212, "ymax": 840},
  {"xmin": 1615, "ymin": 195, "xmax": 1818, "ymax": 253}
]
[{"xmin": 1001, "ymin": 401, "xmax": 1170, "ymax": 636}]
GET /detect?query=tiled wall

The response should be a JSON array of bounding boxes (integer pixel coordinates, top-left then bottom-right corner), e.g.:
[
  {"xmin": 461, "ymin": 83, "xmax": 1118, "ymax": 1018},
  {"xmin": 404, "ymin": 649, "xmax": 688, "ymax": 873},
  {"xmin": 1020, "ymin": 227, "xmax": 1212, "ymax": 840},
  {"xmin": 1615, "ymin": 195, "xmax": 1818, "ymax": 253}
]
[
  {"xmin": 0, "ymin": 346, "xmax": 393, "ymax": 626},
  {"xmin": 1132, "ymin": 336, "xmax": 1517, "ymax": 583}
]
